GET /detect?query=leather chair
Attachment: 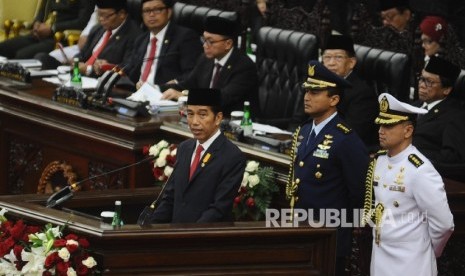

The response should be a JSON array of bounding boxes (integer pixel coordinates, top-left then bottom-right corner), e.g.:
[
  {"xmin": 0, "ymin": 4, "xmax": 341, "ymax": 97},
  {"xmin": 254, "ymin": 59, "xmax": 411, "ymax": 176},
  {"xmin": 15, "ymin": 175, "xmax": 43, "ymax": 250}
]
[
  {"xmin": 452, "ymin": 69, "xmax": 465, "ymax": 103},
  {"xmin": 254, "ymin": 26, "xmax": 318, "ymax": 130},
  {"xmin": 354, "ymin": 44, "xmax": 411, "ymax": 102},
  {"xmin": 172, "ymin": 2, "xmax": 239, "ymax": 36}
]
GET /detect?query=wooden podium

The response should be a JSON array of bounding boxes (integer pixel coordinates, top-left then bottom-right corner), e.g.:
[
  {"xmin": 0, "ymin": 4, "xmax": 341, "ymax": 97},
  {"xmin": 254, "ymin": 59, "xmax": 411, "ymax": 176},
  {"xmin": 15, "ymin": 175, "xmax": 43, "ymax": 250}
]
[{"xmin": 0, "ymin": 188, "xmax": 337, "ymax": 275}]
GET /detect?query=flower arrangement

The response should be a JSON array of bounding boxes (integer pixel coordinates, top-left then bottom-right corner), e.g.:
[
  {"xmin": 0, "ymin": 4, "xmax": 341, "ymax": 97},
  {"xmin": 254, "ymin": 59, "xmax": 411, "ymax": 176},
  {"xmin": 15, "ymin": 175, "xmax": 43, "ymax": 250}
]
[
  {"xmin": 0, "ymin": 209, "xmax": 98, "ymax": 275},
  {"xmin": 143, "ymin": 140, "xmax": 177, "ymax": 183},
  {"xmin": 233, "ymin": 161, "xmax": 278, "ymax": 221}
]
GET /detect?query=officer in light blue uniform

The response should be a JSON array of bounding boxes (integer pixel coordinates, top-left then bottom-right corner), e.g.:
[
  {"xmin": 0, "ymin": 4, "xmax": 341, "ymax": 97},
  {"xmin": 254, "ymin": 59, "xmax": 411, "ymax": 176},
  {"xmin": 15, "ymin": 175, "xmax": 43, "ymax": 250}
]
[{"xmin": 289, "ymin": 60, "xmax": 369, "ymax": 275}]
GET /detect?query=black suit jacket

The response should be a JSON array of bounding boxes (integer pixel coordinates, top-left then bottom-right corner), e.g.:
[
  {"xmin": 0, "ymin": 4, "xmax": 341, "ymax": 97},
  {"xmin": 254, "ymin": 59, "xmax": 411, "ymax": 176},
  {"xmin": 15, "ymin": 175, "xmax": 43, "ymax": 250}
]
[
  {"xmin": 151, "ymin": 134, "xmax": 246, "ymax": 223},
  {"xmin": 339, "ymin": 72, "xmax": 379, "ymax": 148},
  {"xmin": 172, "ymin": 48, "xmax": 259, "ymax": 115},
  {"xmin": 125, "ymin": 23, "xmax": 203, "ymax": 89},
  {"xmin": 77, "ymin": 18, "xmax": 142, "ymax": 74},
  {"xmin": 413, "ymin": 97, "xmax": 465, "ymax": 163}
]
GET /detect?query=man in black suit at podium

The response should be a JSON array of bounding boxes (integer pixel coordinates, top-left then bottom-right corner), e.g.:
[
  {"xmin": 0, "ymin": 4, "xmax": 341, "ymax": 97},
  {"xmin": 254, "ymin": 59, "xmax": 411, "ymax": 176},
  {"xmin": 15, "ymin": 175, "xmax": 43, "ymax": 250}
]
[{"xmin": 150, "ymin": 88, "xmax": 246, "ymax": 223}]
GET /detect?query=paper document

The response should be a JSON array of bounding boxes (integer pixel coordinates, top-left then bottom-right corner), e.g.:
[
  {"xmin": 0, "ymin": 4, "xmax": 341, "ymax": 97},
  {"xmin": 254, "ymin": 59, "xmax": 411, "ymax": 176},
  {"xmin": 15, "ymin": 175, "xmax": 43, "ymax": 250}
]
[
  {"xmin": 126, "ymin": 82, "xmax": 178, "ymax": 106},
  {"xmin": 231, "ymin": 120, "xmax": 292, "ymax": 135},
  {"xmin": 42, "ymin": 75, "xmax": 98, "ymax": 90}
]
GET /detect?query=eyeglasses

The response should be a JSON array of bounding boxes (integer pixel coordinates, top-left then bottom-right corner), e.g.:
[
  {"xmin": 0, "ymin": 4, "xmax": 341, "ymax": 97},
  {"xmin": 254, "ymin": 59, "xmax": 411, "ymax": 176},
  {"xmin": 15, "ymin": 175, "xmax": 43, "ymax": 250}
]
[
  {"xmin": 322, "ymin": 55, "xmax": 348, "ymax": 62},
  {"xmin": 418, "ymin": 76, "xmax": 441, "ymax": 88},
  {"xmin": 98, "ymin": 12, "xmax": 116, "ymax": 20},
  {"xmin": 142, "ymin": 7, "xmax": 168, "ymax": 15},
  {"xmin": 381, "ymin": 11, "xmax": 400, "ymax": 22},
  {"xmin": 201, "ymin": 37, "xmax": 229, "ymax": 47}
]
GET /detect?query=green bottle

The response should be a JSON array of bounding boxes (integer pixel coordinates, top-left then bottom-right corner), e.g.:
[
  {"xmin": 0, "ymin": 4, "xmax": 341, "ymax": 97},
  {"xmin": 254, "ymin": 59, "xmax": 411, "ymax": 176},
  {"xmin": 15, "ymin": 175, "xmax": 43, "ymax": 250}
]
[
  {"xmin": 241, "ymin": 101, "xmax": 253, "ymax": 136},
  {"xmin": 111, "ymin": 200, "xmax": 123, "ymax": 227},
  {"xmin": 246, "ymin": 28, "xmax": 253, "ymax": 55},
  {"xmin": 70, "ymin": 57, "xmax": 82, "ymax": 89}
]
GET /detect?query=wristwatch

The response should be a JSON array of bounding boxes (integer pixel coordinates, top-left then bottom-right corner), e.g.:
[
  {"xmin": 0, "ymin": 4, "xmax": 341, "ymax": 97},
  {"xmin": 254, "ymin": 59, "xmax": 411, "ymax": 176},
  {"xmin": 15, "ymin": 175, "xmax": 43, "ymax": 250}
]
[{"xmin": 86, "ymin": 65, "xmax": 93, "ymax": 76}]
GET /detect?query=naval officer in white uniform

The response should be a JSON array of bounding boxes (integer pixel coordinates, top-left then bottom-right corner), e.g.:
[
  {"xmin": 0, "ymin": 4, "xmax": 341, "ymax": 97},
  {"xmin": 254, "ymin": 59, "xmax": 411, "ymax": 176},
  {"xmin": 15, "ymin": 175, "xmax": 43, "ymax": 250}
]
[{"xmin": 363, "ymin": 93, "xmax": 454, "ymax": 276}]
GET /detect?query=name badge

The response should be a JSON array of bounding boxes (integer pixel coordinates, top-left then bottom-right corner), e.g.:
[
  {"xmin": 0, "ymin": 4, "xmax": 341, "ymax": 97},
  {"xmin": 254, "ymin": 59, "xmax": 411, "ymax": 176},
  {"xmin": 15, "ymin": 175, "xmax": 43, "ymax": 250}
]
[
  {"xmin": 313, "ymin": 149, "xmax": 329, "ymax": 159},
  {"xmin": 388, "ymin": 185, "xmax": 405, "ymax": 192}
]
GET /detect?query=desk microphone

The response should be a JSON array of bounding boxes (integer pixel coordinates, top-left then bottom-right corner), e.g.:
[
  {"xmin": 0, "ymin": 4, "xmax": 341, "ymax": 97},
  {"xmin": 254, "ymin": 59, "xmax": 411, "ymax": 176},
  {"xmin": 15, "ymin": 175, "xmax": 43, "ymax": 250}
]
[
  {"xmin": 94, "ymin": 51, "xmax": 179, "ymax": 101},
  {"xmin": 137, "ymin": 161, "xmax": 178, "ymax": 226},
  {"xmin": 46, "ymin": 156, "xmax": 154, "ymax": 208}
]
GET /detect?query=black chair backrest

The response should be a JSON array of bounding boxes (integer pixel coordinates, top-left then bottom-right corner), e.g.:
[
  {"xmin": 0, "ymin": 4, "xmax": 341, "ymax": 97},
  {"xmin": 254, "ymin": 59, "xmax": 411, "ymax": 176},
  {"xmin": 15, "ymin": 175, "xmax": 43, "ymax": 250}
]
[
  {"xmin": 354, "ymin": 44, "xmax": 411, "ymax": 102},
  {"xmin": 172, "ymin": 2, "xmax": 238, "ymax": 36},
  {"xmin": 255, "ymin": 26, "xmax": 318, "ymax": 130},
  {"xmin": 126, "ymin": 0, "xmax": 143, "ymax": 28},
  {"xmin": 452, "ymin": 69, "xmax": 465, "ymax": 103}
]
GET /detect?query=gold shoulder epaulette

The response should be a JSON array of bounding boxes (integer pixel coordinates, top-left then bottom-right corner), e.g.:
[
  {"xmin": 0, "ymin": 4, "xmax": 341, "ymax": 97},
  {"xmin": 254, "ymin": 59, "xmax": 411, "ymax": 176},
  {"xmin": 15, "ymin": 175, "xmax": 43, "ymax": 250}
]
[
  {"xmin": 408, "ymin": 154, "xmax": 424, "ymax": 168},
  {"xmin": 336, "ymin": 123, "xmax": 352, "ymax": 134}
]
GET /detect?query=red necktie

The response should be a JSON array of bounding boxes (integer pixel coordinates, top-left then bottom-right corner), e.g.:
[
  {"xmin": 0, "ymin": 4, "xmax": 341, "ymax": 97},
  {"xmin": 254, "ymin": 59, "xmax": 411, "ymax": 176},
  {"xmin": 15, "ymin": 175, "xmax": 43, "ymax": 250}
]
[
  {"xmin": 210, "ymin": 63, "xmax": 222, "ymax": 88},
  {"xmin": 189, "ymin": 145, "xmax": 204, "ymax": 180},
  {"xmin": 141, "ymin": 37, "xmax": 158, "ymax": 82},
  {"xmin": 86, "ymin": 30, "xmax": 112, "ymax": 66}
]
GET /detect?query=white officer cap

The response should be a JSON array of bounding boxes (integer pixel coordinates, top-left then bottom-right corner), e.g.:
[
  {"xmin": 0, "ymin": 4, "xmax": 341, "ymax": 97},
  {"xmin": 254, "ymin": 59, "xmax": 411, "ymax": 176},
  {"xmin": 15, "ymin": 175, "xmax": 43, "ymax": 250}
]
[{"xmin": 375, "ymin": 93, "xmax": 427, "ymax": 125}]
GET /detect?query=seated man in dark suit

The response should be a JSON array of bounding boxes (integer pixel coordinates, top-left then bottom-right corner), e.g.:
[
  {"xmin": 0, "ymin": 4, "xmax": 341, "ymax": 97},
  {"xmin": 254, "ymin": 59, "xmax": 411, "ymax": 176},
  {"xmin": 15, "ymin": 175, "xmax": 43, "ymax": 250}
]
[
  {"xmin": 161, "ymin": 16, "xmax": 259, "ymax": 116},
  {"xmin": 414, "ymin": 56, "xmax": 465, "ymax": 164},
  {"xmin": 149, "ymin": 88, "xmax": 246, "ymax": 223},
  {"xmin": 37, "ymin": 0, "xmax": 142, "ymax": 76},
  {"xmin": 322, "ymin": 34, "xmax": 378, "ymax": 149},
  {"xmin": 76, "ymin": 0, "xmax": 142, "ymax": 77},
  {"xmin": 123, "ymin": 0, "xmax": 203, "ymax": 91},
  {"xmin": 0, "ymin": 0, "xmax": 94, "ymax": 59}
]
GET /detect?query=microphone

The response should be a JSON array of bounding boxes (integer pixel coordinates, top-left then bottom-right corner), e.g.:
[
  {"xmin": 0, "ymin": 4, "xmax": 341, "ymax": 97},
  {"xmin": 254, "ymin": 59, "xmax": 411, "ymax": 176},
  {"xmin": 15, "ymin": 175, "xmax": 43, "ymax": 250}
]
[
  {"xmin": 137, "ymin": 161, "xmax": 178, "ymax": 226},
  {"xmin": 46, "ymin": 156, "xmax": 154, "ymax": 208},
  {"xmin": 93, "ymin": 51, "xmax": 179, "ymax": 101}
]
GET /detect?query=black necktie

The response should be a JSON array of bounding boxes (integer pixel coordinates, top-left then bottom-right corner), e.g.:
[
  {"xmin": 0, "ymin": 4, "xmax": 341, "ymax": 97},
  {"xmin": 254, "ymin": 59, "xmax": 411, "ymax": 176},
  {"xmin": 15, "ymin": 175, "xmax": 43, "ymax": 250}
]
[{"xmin": 211, "ymin": 63, "xmax": 222, "ymax": 88}]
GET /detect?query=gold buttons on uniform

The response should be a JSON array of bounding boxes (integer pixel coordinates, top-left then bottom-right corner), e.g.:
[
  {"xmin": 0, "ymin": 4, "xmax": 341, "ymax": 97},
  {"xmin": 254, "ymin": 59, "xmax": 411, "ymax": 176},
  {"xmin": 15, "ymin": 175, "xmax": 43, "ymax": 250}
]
[
  {"xmin": 316, "ymin": 164, "xmax": 321, "ymax": 168},
  {"xmin": 393, "ymin": 201, "xmax": 399, "ymax": 207},
  {"xmin": 299, "ymin": 161, "xmax": 304, "ymax": 167},
  {"xmin": 295, "ymin": 178, "xmax": 300, "ymax": 184},
  {"xmin": 388, "ymin": 164, "xmax": 392, "ymax": 169},
  {"xmin": 315, "ymin": 172, "xmax": 322, "ymax": 179}
]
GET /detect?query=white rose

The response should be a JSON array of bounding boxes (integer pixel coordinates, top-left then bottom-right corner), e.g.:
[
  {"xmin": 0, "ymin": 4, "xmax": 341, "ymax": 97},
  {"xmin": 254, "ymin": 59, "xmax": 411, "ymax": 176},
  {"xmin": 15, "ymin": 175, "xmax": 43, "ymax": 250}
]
[
  {"xmin": 247, "ymin": 174, "xmax": 260, "ymax": 188},
  {"xmin": 155, "ymin": 156, "xmax": 167, "ymax": 168},
  {"xmin": 82, "ymin": 256, "xmax": 97, "ymax": 268},
  {"xmin": 67, "ymin": 267, "xmax": 77, "ymax": 276},
  {"xmin": 157, "ymin": 140, "xmax": 169, "ymax": 148},
  {"xmin": 149, "ymin": 145, "xmax": 160, "ymax": 157},
  {"xmin": 245, "ymin": 161, "xmax": 260, "ymax": 173},
  {"xmin": 241, "ymin": 172, "xmax": 249, "ymax": 187},
  {"xmin": 164, "ymin": 166, "xmax": 174, "ymax": 177},
  {"xmin": 171, "ymin": 148, "xmax": 177, "ymax": 156},
  {"xmin": 66, "ymin": 239, "xmax": 78, "ymax": 246},
  {"xmin": 159, "ymin": 148, "xmax": 170, "ymax": 159},
  {"xmin": 58, "ymin": 247, "xmax": 70, "ymax": 262}
]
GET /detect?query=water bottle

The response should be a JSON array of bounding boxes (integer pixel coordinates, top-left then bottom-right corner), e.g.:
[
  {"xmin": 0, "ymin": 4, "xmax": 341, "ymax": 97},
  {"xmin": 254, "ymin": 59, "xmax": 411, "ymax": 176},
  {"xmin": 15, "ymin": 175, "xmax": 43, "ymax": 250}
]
[
  {"xmin": 241, "ymin": 101, "xmax": 253, "ymax": 136},
  {"xmin": 246, "ymin": 28, "xmax": 253, "ymax": 55},
  {"xmin": 111, "ymin": 200, "xmax": 123, "ymax": 227},
  {"xmin": 70, "ymin": 57, "xmax": 82, "ymax": 89}
]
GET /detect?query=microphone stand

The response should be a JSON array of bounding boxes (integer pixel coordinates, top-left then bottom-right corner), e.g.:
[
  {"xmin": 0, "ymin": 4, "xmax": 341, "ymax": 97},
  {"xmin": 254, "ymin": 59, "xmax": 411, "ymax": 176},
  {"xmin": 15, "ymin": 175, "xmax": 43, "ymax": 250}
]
[
  {"xmin": 137, "ymin": 162, "xmax": 177, "ymax": 227},
  {"xmin": 46, "ymin": 156, "xmax": 154, "ymax": 208}
]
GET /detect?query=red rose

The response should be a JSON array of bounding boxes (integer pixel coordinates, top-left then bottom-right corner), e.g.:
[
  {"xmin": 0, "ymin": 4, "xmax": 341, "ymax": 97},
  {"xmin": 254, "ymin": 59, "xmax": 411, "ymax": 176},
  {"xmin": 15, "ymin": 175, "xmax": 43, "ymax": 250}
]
[
  {"xmin": 13, "ymin": 244, "xmax": 23, "ymax": 259},
  {"xmin": 246, "ymin": 197, "xmax": 255, "ymax": 208},
  {"xmin": 153, "ymin": 167, "xmax": 164, "ymax": 178},
  {"xmin": 77, "ymin": 263, "xmax": 89, "ymax": 275},
  {"xmin": 142, "ymin": 145, "xmax": 150, "ymax": 155},
  {"xmin": 66, "ymin": 242, "xmax": 79, "ymax": 253},
  {"xmin": 54, "ymin": 239, "xmax": 67, "ymax": 247},
  {"xmin": 78, "ymin": 238, "xmax": 90, "ymax": 248},
  {"xmin": 239, "ymin": 186, "xmax": 247, "ymax": 194},
  {"xmin": 65, "ymin": 234, "xmax": 78, "ymax": 241},
  {"xmin": 45, "ymin": 252, "xmax": 59, "ymax": 269},
  {"xmin": 166, "ymin": 155, "xmax": 176, "ymax": 166},
  {"xmin": 10, "ymin": 220, "xmax": 26, "ymax": 239},
  {"xmin": 43, "ymin": 271, "xmax": 53, "ymax": 276},
  {"xmin": 56, "ymin": 261, "xmax": 70, "ymax": 276},
  {"xmin": 234, "ymin": 196, "xmax": 242, "ymax": 204}
]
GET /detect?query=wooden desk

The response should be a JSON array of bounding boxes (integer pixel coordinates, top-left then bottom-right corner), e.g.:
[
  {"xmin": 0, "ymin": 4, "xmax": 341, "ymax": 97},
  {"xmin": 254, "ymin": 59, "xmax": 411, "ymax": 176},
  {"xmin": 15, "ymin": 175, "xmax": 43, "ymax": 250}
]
[
  {"xmin": 0, "ymin": 190, "xmax": 337, "ymax": 275},
  {"xmin": 0, "ymin": 79, "xmax": 179, "ymax": 194}
]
